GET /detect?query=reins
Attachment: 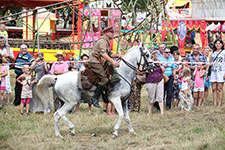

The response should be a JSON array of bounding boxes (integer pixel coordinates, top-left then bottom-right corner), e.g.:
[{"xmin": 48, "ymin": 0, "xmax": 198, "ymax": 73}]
[
  {"xmin": 120, "ymin": 47, "xmax": 149, "ymax": 72},
  {"xmin": 118, "ymin": 46, "xmax": 150, "ymax": 101}
]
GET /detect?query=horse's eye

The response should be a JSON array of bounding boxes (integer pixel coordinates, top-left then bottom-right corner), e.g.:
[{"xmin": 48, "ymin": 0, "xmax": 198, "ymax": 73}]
[{"xmin": 145, "ymin": 54, "xmax": 149, "ymax": 57}]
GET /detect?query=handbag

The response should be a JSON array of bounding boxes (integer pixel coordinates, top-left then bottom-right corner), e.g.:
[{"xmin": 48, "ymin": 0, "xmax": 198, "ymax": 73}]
[
  {"xmin": 207, "ymin": 50, "xmax": 222, "ymax": 76},
  {"xmin": 162, "ymin": 73, "xmax": 169, "ymax": 83}
]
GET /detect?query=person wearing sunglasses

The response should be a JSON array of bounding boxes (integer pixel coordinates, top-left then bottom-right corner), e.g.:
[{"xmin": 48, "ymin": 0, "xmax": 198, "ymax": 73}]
[{"xmin": 158, "ymin": 48, "xmax": 176, "ymax": 110}]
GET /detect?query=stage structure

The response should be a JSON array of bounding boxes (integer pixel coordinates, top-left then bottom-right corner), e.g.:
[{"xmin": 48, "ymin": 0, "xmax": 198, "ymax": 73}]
[{"xmin": 0, "ymin": 0, "xmax": 175, "ymax": 61}]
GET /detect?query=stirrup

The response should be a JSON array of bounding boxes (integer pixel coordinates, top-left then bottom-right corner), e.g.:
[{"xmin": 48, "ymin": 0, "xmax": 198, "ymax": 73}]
[{"xmin": 93, "ymin": 102, "xmax": 101, "ymax": 108}]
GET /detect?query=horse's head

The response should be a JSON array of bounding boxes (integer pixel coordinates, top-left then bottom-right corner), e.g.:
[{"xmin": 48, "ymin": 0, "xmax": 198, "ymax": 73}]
[{"xmin": 137, "ymin": 46, "xmax": 155, "ymax": 73}]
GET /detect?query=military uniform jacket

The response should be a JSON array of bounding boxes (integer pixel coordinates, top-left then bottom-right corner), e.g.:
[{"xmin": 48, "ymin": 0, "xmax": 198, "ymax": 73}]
[{"xmin": 89, "ymin": 35, "xmax": 113, "ymax": 65}]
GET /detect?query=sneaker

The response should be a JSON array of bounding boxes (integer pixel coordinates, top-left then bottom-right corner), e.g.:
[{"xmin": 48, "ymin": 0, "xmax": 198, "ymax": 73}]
[
  {"xmin": 111, "ymin": 112, "xmax": 115, "ymax": 116},
  {"xmin": 107, "ymin": 112, "xmax": 112, "ymax": 116},
  {"xmin": 102, "ymin": 110, "xmax": 107, "ymax": 114}
]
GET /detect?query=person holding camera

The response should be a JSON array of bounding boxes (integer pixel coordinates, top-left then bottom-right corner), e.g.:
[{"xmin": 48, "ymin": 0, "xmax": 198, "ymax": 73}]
[
  {"xmin": 30, "ymin": 52, "xmax": 49, "ymax": 81},
  {"xmin": 29, "ymin": 52, "xmax": 49, "ymax": 112}
]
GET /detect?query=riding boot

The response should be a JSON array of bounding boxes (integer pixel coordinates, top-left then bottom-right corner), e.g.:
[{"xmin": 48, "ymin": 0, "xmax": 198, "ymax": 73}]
[{"xmin": 92, "ymin": 85, "xmax": 105, "ymax": 108}]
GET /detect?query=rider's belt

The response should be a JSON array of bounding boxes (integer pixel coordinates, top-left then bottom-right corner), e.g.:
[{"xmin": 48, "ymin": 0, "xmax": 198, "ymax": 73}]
[{"xmin": 93, "ymin": 56, "xmax": 100, "ymax": 61}]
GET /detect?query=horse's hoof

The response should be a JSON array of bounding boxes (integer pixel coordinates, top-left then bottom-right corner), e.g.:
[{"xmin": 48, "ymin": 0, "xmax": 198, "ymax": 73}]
[
  {"xmin": 130, "ymin": 131, "xmax": 137, "ymax": 136},
  {"xmin": 70, "ymin": 128, "xmax": 75, "ymax": 136},
  {"xmin": 112, "ymin": 134, "xmax": 117, "ymax": 138},
  {"xmin": 56, "ymin": 134, "xmax": 64, "ymax": 139},
  {"xmin": 44, "ymin": 108, "xmax": 51, "ymax": 114},
  {"xmin": 112, "ymin": 131, "xmax": 118, "ymax": 137}
]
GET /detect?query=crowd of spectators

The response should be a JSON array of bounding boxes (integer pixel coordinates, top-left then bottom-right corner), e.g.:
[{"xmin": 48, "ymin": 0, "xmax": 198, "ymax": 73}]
[
  {"xmin": 0, "ymin": 26, "xmax": 224, "ymax": 116},
  {"xmin": 129, "ymin": 40, "xmax": 224, "ymax": 115}
]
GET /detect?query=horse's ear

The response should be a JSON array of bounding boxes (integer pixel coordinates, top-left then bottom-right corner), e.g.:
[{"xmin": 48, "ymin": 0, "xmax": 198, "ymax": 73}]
[{"xmin": 140, "ymin": 42, "xmax": 144, "ymax": 48}]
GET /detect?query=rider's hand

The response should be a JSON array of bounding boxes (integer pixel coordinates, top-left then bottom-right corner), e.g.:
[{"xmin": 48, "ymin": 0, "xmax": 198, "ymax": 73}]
[
  {"xmin": 117, "ymin": 54, "xmax": 122, "ymax": 59},
  {"xmin": 113, "ymin": 61, "xmax": 120, "ymax": 68}
]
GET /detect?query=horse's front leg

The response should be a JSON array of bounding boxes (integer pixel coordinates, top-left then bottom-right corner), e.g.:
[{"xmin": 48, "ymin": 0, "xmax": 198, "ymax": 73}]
[
  {"xmin": 123, "ymin": 101, "xmax": 136, "ymax": 135},
  {"xmin": 110, "ymin": 96, "xmax": 124, "ymax": 137}
]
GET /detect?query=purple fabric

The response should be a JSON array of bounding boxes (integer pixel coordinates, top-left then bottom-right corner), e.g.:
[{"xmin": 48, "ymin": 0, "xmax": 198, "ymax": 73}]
[{"xmin": 146, "ymin": 66, "xmax": 163, "ymax": 83}]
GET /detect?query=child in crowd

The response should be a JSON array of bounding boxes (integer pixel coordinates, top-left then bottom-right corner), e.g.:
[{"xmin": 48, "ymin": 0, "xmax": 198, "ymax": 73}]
[
  {"xmin": 180, "ymin": 67, "xmax": 191, "ymax": 97},
  {"xmin": 203, "ymin": 73, "xmax": 211, "ymax": 105},
  {"xmin": 177, "ymin": 58, "xmax": 189, "ymax": 106},
  {"xmin": 0, "ymin": 62, "xmax": 8, "ymax": 107},
  {"xmin": 172, "ymin": 51, "xmax": 181, "ymax": 108},
  {"xmin": 193, "ymin": 62, "xmax": 205, "ymax": 108},
  {"xmin": 107, "ymin": 102, "xmax": 115, "ymax": 116},
  {"xmin": 17, "ymin": 65, "xmax": 35, "ymax": 115},
  {"xmin": 179, "ymin": 67, "xmax": 193, "ymax": 111}
]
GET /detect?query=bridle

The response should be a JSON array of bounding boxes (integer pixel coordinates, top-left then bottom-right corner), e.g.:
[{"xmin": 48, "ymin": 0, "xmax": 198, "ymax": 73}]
[
  {"xmin": 121, "ymin": 46, "xmax": 154, "ymax": 73},
  {"xmin": 119, "ymin": 46, "xmax": 155, "ymax": 101}
]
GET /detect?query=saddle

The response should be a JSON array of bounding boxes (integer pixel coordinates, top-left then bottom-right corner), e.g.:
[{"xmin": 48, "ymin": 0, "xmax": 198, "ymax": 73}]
[{"xmin": 77, "ymin": 63, "xmax": 120, "ymax": 90}]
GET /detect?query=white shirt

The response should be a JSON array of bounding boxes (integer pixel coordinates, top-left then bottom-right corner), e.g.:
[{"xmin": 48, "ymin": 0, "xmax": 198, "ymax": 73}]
[
  {"xmin": 0, "ymin": 47, "xmax": 15, "ymax": 62},
  {"xmin": 210, "ymin": 50, "xmax": 225, "ymax": 72}
]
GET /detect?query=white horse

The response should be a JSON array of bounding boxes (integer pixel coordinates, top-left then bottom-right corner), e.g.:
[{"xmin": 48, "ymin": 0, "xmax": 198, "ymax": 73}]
[{"xmin": 36, "ymin": 46, "xmax": 153, "ymax": 138}]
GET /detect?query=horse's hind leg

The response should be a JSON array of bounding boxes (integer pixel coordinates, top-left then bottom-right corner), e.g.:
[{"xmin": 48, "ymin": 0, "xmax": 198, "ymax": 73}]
[
  {"xmin": 123, "ymin": 101, "xmax": 136, "ymax": 135},
  {"xmin": 111, "ymin": 96, "xmax": 124, "ymax": 137},
  {"xmin": 59, "ymin": 102, "xmax": 76, "ymax": 136},
  {"xmin": 61, "ymin": 103, "xmax": 76, "ymax": 136},
  {"xmin": 54, "ymin": 111, "xmax": 63, "ymax": 138}
]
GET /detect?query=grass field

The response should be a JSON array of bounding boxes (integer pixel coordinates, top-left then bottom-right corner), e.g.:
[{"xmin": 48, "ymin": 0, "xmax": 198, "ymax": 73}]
[{"xmin": 0, "ymin": 74, "xmax": 225, "ymax": 150}]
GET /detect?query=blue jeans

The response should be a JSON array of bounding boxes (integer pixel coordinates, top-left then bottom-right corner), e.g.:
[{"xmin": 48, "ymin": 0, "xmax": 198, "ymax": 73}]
[{"xmin": 164, "ymin": 76, "xmax": 174, "ymax": 109}]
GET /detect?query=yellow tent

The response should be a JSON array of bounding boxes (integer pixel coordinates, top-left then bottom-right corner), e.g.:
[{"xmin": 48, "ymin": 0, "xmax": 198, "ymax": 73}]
[
  {"xmin": 174, "ymin": 0, "xmax": 190, "ymax": 7},
  {"xmin": 22, "ymin": 9, "xmax": 56, "ymax": 40}
]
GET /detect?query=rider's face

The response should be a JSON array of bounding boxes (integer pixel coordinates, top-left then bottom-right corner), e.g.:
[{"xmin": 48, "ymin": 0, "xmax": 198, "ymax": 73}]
[{"xmin": 105, "ymin": 31, "xmax": 114, "ymax": 39}]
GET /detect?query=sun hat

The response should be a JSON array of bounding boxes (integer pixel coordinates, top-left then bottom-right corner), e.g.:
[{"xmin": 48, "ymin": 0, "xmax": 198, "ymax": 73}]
[{"xmin": 54, "ymin": 51, "xmax": 64, "ymax": 57}]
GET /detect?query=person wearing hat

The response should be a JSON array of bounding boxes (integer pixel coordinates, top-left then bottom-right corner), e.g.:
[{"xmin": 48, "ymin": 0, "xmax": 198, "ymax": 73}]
[
  {"xmin": 87, "ymin": 26, "xmax": 121, "ymax": 108},
  {"xmin": 50, "ymin": 51, "xmax": 69, "ymax": 111},
  {"xmin": 50, "ymin": 51, "xmax": 68, "ymax": 75}
]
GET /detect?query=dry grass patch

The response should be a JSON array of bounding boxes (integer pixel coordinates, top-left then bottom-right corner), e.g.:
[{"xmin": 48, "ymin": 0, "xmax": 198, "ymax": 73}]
[{"xmin": 0, "ymin": 79, "xmax": 225, "ymax": 149}]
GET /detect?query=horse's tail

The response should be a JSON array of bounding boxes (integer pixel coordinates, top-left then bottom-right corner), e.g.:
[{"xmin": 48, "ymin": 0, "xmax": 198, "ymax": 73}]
[{"xmin": 36, "ymin": 75, "xmax": 57, "ymax": 114}]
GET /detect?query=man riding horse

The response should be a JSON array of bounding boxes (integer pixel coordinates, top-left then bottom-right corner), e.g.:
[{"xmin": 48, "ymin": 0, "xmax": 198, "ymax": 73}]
[{"xmin": 87, "ymin": 26, "xmax": 121, "ymax": 108}]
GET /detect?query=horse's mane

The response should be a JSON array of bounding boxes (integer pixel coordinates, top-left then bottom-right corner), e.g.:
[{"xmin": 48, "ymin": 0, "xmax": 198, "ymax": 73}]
[{"xmin": 124, "ymin": 46, "xmax": 140, "ymax": 55}]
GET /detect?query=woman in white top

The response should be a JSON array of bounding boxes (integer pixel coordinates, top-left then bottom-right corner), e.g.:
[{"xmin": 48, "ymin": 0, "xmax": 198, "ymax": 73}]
[{"xmin": 210, "ymin": 39, "xmax": 225, "ymax": 106}]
